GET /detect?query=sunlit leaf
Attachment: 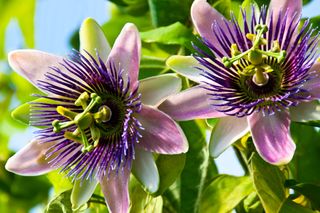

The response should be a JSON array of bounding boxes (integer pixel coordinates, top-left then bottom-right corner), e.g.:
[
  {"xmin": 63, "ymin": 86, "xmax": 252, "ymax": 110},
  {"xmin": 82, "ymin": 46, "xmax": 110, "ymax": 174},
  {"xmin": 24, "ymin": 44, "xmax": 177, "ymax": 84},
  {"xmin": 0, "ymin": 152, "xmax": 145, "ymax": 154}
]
[
  {"xmin": 107, "ymin": 0, "xmax": 149, "ymax": 15},
  {"xmin": 200, "ymin": 175, "xmax": 254, "ymax": 213},
  {"xmin": 153, "ymin": 153, "xmax": 186, "ymax": 196},
  {"xmin": 47, "ymin": 171, "xmax": 73, "ymax": 195},
  {"xmin": 101, "ymin": 6, "xmax": 153, "ymax": 45},
  {"xmin": 285, "ymin": 180, "xmax": 320, "ymax": 210},
  {"xmin": 250, "ymin": 153, "xmax": 287, "ymax": 213},
  {"xmin": 45, "ymin": 190, "xmax": 74, "ymax": 213},
  {"xmin": 279, "ymin": 198, "xmax": 314, "ymax": 213},
  {"xmin": 129, "ymin": 177, "xmax": 163, "ymax": 213},
  {"xmin": 290, "ymin": 123, "xmax": 320, "ymax": 185},
  {"xmin": 140, "ymin": 22, "xmax": 195, "ymax": 48},
  {"xmin": 148, "ymin": 0, "xmax": 192, "ymax": 27}
]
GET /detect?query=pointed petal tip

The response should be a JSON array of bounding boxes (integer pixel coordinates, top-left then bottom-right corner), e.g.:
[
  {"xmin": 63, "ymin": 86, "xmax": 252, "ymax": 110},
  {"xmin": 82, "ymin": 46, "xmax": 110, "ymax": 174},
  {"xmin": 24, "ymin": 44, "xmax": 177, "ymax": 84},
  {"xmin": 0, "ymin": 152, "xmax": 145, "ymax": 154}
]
[
  {"xmin": 132, "ymin": 149, "xmax": 160, "ymax": 194},
  {"xmin": 81, "ymin": 17, "xmax": 98, "ymax": 25},
  {"xmin": 80, "ymin": 17, "xmax": 110, "ymax": 61},
  {"xmin": 8, "ymin": 49, "xmax": 29, "ymax": 71},
  {"xmin": 5, "ymin": 157, "xmax": 17, "ymax": 173},
  {"xmin": 71, "ymin": 179, "xmax": 98, "ymax": 211}
]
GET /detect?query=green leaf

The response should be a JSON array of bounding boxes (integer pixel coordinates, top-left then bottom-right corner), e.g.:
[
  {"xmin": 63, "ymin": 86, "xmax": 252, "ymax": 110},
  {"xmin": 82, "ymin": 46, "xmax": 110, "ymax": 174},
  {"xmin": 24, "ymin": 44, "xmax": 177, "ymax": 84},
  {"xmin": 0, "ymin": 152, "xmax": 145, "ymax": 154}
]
[
  {"xmin": 45, "ymin": 190, "xmax": 74, "ymax": 213},
  {"xmin": 129, "ymin": 177, "xmax": 163, "ymax": 213},
  {"xmin": 200, "ymin": 175, "xmax": 254, "ymax": 213},
  {"xmin": 279, "ymin": 198, "xmax": 314, "ymax": 213},
  {"xmin": 0, "ymin": 0, "xmax": 35, "ymax": 58},
  {"xmin": 148, "ymin": 0, "xmax": 192, "ymax": 27},
  {"xmin": 179, "ymin": 120, "xmax": 210, "ymax": 213},
  {"xmin": 285, "ymin": 180, "xmax": 320, "ymax": 210},
  {"xmin": 101, "ymin": 7, "xmax": 153, "ymax": 45},
  {"xmin": 47, "ymin": 171, "xmax": 73, "ymax": 194},
  {"xmin": 213, "ymin": 0, "xmax": 232, "ymax": 19},
  {"xmin": 140, "ymin": 22, "xmax": 195, "ymax": 48},
  {"xmin": 254, "ymin": 0, "xmax": 270, "ymax": 7},
  {"xmin": 243, "ymin": 192, "xmax": 264, "ymax": 213},
  {"xmin": 250, "ymin": 153, "xmax": 286, "ymax": 213},
  {"xmin": 290, "ymin": 123, "xmax": 320, "ymax": 185},
  {"xmin": 303, "ymin": 0, "xmax": 314, "ymax": 5},
  {"xmin": 153, "ymin": 153, "xmax": 186, "ymax": 196},
  {"xmin": 111, "ymin": 0, "xmax": 149, "ymax": 15}
]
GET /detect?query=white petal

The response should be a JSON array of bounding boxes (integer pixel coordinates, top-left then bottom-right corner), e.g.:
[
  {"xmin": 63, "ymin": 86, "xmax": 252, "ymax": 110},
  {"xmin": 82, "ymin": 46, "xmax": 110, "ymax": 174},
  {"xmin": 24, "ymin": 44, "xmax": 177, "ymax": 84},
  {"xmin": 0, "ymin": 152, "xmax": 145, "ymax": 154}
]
[
  {"xmin": 5, "ymin": 139, "xmax": 56, "ymax": 176},
  {"xmin": 139, "ymin": 74, "xmax": 181, "ymax": 106},
  {"xmin": 71, "ymin": 179, "xmax": 98, "ymax": 210},
  {"xmin": 209, "ymin": 116, "xmax": 249, "ymax": 157},
  {"xmin": 166, "ymin": 55, "xmax": 208, "ymax": 83},
  {"xmin": 136, "ymin": 105, "xmax": 188, "ymax": 154},
  {"xmin": 290, "ymin": 101, "xmax": 320, "ymax": 122},
  {"xmin": 8, "ymin": 50, "xmax": 65, "ymax": 90},
  {"xmin": 79, "ymin": 18, "xmax": 111, "ymax": 62},
  {"xmin": 132, "ymin": 148, "xmax": 159, "ymax": 194},
  {"xmin": 106, "ymin": 23, "xmax": 141, "ymax": 91},
  {"xmin": 99, "ymin": 167, "xmax": 130, "ymax": 213},
  {"xmin": 159, "ymin": 86, "xmax": 226, "ymax": 121}
]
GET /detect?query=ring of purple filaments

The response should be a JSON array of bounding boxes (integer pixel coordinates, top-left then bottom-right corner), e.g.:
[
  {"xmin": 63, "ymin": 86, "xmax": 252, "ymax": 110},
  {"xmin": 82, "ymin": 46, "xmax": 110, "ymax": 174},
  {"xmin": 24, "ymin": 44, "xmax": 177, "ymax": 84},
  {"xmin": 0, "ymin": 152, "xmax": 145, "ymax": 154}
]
[
  {"xmin": 193, "ymin": 6, "xmax": 320, "ymax": 117},
  {"xmin": 29, "ymin": 51, "xmax": 143, "ymax": 181}
]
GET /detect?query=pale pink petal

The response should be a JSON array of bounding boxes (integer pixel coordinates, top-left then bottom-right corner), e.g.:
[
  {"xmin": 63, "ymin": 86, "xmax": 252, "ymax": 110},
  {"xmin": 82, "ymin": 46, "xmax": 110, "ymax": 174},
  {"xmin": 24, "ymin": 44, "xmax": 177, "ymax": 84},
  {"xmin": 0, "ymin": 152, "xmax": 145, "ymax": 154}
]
[
  {"xmin": 8, "ymin": 50, "xmax": 65, "ymax": 91},
  {"xmin": 106, "ymin": 23, "xmax": 141, "ymax": 91},
  {"xmin": 135, "ymin": 105, "xmax": 188, "ymax": 154},
  {"xmin": 301, "ymin": 61, "xmax": 320, "ymax": 98},
  {"xmin": 132, "ymin": 148, "xmax": 159, "ymax": 193},
  {"xmin": 158, "ymin": 86, "xmax": 226, "ymax": 121},
  {"xmin": 269, "ymin": 0, "xmax": 302, "ymax": 30},
  {"xmin": 71, "ymin": 179, "xmax": 98, "ymax": 210},
  {"xmin": 248, "ymin": 110, "xmax": 296, "ymax": 165},
  {"xmin": 191, "ymin": 0, "xmax": 231, "ymax": 56},
  {"xmin": 139, "ymin": 74, "xmax": 181, "ymax": 106},
  {"xmin": 5, "ymin": 139, "xmax": 56, "ymax": 176},
  {"xmin": 166, "ymin": 55, "xmax": 209, "ymax": 84},
  {"xmin": 99, "ymin": 167, "xmax": 130, "ymax": 213},
  {"xmin": 290, "ymin": 101, "xmax": 320, "ymax": 122},
  {"xmin": 209, "ymin": 116, "xmax": 249, "ymax": 157}
]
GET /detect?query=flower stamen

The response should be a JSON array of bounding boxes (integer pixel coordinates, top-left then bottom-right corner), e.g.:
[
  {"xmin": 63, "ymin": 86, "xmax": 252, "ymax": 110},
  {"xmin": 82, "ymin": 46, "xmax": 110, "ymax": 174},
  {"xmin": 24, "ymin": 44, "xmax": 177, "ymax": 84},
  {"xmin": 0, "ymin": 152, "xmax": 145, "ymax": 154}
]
[
  {"xmin": 221, "ymin": 24, "xmax": 287, "ymax": 87},
  {"xmin": 52, "ymin": 92, "xmax": 112, "ymax": 153}
]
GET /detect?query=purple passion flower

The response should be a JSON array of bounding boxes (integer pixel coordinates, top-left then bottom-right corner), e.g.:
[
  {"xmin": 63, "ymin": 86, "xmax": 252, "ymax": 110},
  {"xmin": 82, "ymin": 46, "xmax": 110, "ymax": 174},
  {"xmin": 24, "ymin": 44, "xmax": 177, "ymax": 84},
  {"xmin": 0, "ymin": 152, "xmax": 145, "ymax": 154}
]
[
  {"xmin": 6, "ymin": 18, "xmax": 188, "ymax": 213},
  {"xmin": 159, "ymin": 0, "xmax": 320, "ymax": 165}
]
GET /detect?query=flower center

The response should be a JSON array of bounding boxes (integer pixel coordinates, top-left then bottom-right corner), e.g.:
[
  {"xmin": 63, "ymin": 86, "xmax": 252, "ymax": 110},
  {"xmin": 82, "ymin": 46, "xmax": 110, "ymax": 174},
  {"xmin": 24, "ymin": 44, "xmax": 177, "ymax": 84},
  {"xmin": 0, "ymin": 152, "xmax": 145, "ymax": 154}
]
[
  {"xmin": 52, "ymin": 91, "xmax": 112, "ymax": 153},
  {"xmin": 222, "ymin": 24, "xmax": 286, "ymax": 87}
]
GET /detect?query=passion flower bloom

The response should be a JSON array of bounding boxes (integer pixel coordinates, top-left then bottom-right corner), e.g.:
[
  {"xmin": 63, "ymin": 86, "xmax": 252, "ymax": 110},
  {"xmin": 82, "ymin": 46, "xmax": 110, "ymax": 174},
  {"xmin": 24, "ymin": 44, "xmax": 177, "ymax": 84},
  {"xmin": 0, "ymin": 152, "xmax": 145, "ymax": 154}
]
[
  {"xmin": 6, "ymin": 18, "xmax": 188, "ymax": 212},
  {"xmin": 159, "ymin": 0, "xmax": 320, "ymax": 165}
]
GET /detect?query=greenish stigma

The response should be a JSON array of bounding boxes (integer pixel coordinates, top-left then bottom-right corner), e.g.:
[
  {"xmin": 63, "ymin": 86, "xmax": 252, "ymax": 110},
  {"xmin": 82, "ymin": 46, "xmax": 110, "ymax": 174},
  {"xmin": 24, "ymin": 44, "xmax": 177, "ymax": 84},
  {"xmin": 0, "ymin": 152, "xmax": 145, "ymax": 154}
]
[
  {"xmin": 222, "ymin": 24, "xmax": 286, "ymax": 86},
  {"xmin": 52, "ymin": 92, "xmax": 112, "ymax": 153}
]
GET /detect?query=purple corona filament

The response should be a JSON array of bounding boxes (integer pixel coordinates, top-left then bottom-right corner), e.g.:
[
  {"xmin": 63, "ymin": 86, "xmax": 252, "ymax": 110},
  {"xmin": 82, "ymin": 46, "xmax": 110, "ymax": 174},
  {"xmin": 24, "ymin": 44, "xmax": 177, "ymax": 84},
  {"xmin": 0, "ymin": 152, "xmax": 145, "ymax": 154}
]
[
  {"xmin": 30, "ymin": 51, "xmax": 143, "ymax": 181},
  {"xmin": 194, "ymin": 6, "xmax": 319, "ymax": 117}
]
